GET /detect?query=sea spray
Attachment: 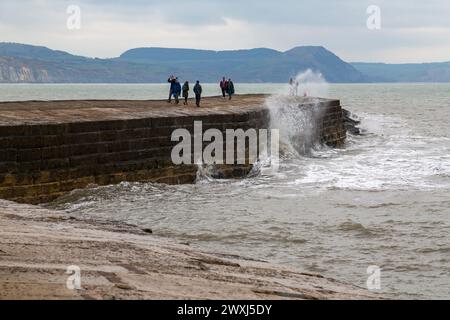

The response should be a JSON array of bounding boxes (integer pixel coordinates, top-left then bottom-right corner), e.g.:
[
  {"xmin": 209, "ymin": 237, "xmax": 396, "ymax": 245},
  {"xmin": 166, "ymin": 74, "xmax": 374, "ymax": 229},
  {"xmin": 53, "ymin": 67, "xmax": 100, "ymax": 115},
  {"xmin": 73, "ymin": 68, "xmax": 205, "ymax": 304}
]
[
  {"xmin": 195, "ymin": 70, "xmax": 329, "ymax": 179},
  {"xmin": 289, "ymin": 69, "xmax": 329, "ymax": 98},
  {"xmin": 267, "ymin": 70, "xmax": 329, "ymax": 156},
  {"xmin": 196, "ymin": 164, "xmax": 222, "ymax": 182}
]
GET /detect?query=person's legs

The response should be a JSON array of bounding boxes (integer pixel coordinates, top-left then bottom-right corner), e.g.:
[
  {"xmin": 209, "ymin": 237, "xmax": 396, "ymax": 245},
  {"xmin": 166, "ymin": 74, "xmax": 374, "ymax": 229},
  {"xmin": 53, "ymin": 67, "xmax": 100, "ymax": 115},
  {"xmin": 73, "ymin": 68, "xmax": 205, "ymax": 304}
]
[
  {"xmin": 196, "ymin": 94, "xmax": 201, "ymax": 107},
  {"xmin": 222, "ymin": 88, "xmax": 226, "ymax": 98},
  {"xmin": 184, "ymin": 96, "xmax": 188, "ymax": 105},
  {"xmin": 175, "ymin": 94, "xmax": 179, "ymax": 104},
  {"xmin": 168, "ymin": 90, "xmax": 172, "ymax": 103}
]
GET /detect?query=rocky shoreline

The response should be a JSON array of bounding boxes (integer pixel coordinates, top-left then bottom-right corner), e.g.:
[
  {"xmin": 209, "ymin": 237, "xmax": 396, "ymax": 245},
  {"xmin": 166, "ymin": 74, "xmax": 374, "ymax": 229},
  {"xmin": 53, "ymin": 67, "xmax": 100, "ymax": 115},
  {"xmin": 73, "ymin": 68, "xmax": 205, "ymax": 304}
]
[{"xmin": 0, "ymin": 199, "xmax": 380, "ymax": 300}]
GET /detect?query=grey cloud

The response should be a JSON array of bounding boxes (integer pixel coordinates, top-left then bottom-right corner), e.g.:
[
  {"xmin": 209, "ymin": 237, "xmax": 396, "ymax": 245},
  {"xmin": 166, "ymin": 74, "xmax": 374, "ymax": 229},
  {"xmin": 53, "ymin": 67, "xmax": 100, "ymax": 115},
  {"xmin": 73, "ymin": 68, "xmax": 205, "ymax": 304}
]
[{"xmin": 1, "ymin": 0, "xmax": 450, "ymax": 62}]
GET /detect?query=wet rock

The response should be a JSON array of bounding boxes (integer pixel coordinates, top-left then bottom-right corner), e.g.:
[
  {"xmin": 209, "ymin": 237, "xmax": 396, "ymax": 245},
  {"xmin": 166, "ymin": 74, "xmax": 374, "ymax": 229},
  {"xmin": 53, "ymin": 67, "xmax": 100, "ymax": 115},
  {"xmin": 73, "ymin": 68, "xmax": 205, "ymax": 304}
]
[
  {"xmin": 0, "ymin": 199, "xmax": 383, "ymax": 300},
  {"xmin": 115, "ymin": 283, "xmax": 134, "ymax": 291},
  {"xmin": 345, "ymin": 123, "xmax": 361, "ymax": 135},
  {"xmin": 343, "ymin": 108, "xmax": 362, "ymax": 135},
  {"xmin": 142, "ymin": 228, "xmax": 153, "ymax": 234}
]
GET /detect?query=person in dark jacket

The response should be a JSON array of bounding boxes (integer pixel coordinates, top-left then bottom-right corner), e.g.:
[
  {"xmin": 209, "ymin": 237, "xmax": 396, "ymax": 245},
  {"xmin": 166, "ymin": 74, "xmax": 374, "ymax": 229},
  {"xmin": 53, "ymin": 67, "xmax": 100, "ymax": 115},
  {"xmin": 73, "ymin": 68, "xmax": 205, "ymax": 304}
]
[
  {"xmin": 172, "ymin": 79, "xmax": 182, "ymax": 104},
  {"xmin": 227, "ymin": 79, "xmax": 235, "ymax": 100},
  {"xmin": 220, "ymin": 77, "xmax": 228, "ymax": 98},
  {"xmin": 193, "ymin": 81, "xmax": 202, "ymax": 107},
  {"xmin": 182, "ymin": 81, "xmax": 189, "ymax": 105},
  {"xmin": 167, "ymin": 75, "xmax": 177, "ymax": 103}
]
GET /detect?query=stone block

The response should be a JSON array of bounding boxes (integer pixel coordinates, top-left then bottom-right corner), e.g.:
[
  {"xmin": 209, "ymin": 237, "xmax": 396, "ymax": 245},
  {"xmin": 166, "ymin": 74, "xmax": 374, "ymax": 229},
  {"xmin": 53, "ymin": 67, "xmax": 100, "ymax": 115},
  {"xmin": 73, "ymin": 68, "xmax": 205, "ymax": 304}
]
[{"xmin": 0, "ymin": 149, "xmax": 17, "ymax": 162}]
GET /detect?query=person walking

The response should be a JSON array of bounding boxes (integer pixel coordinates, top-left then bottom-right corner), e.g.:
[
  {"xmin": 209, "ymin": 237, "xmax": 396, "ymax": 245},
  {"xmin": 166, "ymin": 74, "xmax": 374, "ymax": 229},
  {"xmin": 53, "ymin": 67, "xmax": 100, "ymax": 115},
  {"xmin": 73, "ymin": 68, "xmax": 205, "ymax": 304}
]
[
  {"xmin": 193, "ymin": 81, "xmax": 202, "ymax": 107},
  {"xmin": 220, "ymin": 77, "xmax": 228, "ymax": 98},
  {"xmin": 227, "ymin": 79, "xmax": 235, "ymax": 100},
  {"xmin": 172, "ymin": 79, "xmax": 182, "ymax": 104},
  {"xmin": 182, "ymin": 81, "xmax": 190, "ymax": 105},
  {"xmin": 289, "ymin": 78, "xmax": 295, "ymax": 96},
  {"xmin": 167, "ymin": 75, "xmax": 177, "ymax": 103}
]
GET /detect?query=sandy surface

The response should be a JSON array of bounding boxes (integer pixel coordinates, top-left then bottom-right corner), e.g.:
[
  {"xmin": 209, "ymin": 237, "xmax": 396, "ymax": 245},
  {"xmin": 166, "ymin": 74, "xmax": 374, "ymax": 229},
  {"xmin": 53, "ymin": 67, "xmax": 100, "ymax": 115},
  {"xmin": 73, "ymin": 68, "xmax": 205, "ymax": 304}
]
[{"xmin": 0, "ymin": 199, "xmax": 380, "ymax": 300}]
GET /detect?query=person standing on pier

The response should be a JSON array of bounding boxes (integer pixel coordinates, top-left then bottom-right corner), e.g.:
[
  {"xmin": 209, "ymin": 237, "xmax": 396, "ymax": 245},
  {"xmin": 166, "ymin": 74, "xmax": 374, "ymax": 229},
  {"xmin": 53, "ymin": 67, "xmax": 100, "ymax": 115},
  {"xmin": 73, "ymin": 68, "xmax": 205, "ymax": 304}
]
[
  {"xmin": 172, "ymin": 79, "xmax": 182, "ymax": 104},
  {"xmin": 220, "ymin": 77, "xmax": 228, "ymax": 98},
  {"xmin": 194, "ymin": 81, "xmax": 202, "ymax": 107},
  {"xmin": 167, "ymin": 75, "xmax": 177, "ymax": 103},
  {"xmin": 227, "ymin": 79, "xmax": 235, "ymax": 100},
  {"xmin": 182, "ymin": 81, "xmax": 190, "ymax": 105},
  {"xmin": 289, "ymin": 78, "xmax": 295, "ymax": 95},
  {"xmin": 289, "ymin": 77, "xmax": 300, "ymax": 96}
]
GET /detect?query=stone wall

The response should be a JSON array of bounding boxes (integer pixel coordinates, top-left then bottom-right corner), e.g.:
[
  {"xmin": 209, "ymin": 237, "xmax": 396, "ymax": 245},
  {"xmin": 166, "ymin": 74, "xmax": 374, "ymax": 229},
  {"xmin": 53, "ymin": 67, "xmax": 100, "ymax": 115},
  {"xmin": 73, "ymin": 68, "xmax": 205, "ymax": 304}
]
[
  {"xmin": 0, "ymin": 96, "xmax": 346, "ymax": 204},
  {"xmin": 316, "ymin": 100, "xmax": 347, "ymax": 147}
]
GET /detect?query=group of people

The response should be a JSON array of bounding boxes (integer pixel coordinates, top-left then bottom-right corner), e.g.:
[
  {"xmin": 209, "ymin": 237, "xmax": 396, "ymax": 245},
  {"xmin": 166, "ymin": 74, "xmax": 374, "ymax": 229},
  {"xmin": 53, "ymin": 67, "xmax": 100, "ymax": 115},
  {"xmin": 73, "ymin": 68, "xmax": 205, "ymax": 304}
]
[
  {"xmin": 167, "ymin": 76, "xmax": 203, "ymax": 107},
  {"xmin": 219, "ymin": 77, "xmax": 235, "ymax": 100},
  {"xmin": 167, "ymin": 75, "xmax": 235, "ymax": 107}
]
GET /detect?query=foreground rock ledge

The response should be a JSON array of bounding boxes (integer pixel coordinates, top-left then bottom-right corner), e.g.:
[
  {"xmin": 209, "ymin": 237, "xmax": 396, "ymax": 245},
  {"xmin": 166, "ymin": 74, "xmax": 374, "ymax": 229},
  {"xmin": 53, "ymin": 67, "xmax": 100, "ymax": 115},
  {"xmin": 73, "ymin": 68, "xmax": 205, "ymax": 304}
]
[{"xmin": 0, "ymin": 200, "xmax": 379, "ymax": 300}]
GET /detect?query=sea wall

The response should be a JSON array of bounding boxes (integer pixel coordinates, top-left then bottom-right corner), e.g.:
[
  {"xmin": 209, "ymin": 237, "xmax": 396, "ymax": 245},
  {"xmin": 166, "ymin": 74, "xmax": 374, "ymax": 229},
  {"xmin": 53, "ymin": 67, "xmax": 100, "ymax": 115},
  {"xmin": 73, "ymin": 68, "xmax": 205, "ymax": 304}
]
[{"xmin": 0, "ymin": 95, "xmax": 346, "ymax": 204}]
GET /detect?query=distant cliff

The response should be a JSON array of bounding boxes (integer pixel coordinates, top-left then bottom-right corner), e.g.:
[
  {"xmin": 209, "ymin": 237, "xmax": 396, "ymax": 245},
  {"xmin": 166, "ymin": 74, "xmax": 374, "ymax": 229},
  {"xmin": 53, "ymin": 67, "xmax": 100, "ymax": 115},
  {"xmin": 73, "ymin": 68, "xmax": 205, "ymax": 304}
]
[
  {"xmin": 0, "ymin": 43, "xmax": 365, "ymax": 83},
  {"xmin": 0, "ymin": 56, "xmax": 52, "ymax": 82},
  {"xmin": 352, "ymin": 62, "xmax": 450, "ymax": 82}
]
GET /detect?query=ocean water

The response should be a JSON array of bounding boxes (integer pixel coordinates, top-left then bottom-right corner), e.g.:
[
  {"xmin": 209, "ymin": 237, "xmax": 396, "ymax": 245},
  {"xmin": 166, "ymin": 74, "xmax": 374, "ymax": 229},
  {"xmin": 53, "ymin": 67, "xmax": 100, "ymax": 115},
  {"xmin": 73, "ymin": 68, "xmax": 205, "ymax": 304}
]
[
  {"xmin": 0, "ymin": 83, "xmax": 285, "ymax": 102},
  {"xmin": 2, "ymin": 83, "xmax": 449, "ymax": 299}
]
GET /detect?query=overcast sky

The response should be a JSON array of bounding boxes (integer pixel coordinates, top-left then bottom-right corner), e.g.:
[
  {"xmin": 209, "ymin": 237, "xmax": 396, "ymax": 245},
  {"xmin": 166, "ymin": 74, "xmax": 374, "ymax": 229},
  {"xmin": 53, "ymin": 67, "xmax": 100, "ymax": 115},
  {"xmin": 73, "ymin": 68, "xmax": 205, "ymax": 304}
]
[{"xmin": 1, "ymin": 0, "xmax": 450, "ymax": 63}]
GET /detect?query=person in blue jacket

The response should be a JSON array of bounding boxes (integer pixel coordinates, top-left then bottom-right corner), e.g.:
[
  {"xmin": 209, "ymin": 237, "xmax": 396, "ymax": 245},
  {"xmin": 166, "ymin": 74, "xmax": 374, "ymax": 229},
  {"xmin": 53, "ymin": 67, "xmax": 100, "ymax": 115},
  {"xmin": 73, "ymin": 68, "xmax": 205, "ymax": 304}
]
[
  {"xmin": 227, "ymin": 79, "xmax": 235, "ymax": 100},
  {"xmin": 172, "ymin": 79, "xmax": 182, "ymax": 104},
  {"xmin": 167, "ymin": 75, "xmax": 177, "ymax": 103},
  {"xmin": 193, "ymin": 81, "xmax": 202, "ymax": 107}
]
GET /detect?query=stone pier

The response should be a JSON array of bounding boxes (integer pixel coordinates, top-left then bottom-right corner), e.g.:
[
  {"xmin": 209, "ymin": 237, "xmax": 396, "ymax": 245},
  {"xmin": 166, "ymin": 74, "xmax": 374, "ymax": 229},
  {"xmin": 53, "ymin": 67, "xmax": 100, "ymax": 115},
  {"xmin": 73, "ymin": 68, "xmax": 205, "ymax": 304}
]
[{"xmin": 0, "ymin": 94, "xmax": 346, "ymax": 204}]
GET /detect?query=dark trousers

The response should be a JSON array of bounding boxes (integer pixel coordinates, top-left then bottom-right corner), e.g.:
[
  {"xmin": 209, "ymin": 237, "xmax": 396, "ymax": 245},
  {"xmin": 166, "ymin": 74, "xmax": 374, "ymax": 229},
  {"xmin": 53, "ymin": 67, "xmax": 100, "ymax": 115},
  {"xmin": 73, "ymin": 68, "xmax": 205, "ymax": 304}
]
[
  {"xmin": 168, "ymin": 90, "xmax": 172, "ymax": 102},
  {"xmin": 221, "ymin": 88, "xmax": 226, "ymax": 98},
  {"xmin": 195, "ymin": 94, "xmax": 201, "ymax": 107}
]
